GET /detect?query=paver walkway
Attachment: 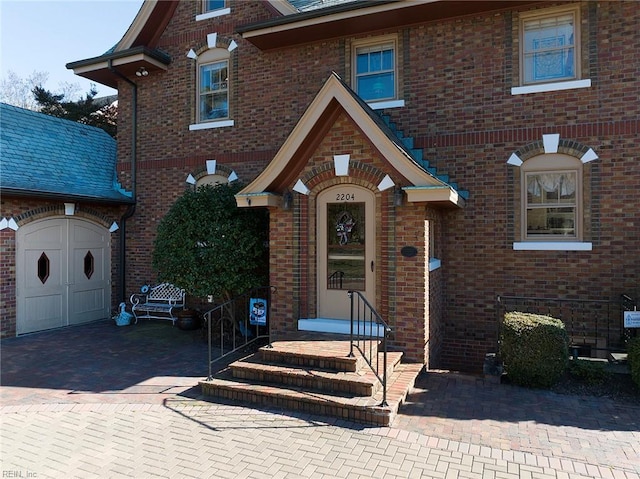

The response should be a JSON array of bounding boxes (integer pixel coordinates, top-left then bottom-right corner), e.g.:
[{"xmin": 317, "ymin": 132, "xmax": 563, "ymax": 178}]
[{"xmin": 1, "ymin": 320, "xmax": 638, "ymax": 478}]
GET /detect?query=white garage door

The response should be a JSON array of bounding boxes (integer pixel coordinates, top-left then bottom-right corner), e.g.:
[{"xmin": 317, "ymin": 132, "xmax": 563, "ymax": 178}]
[{"xmin": 16, "ymin": 217, "xmax": 111, "ymax": 335}]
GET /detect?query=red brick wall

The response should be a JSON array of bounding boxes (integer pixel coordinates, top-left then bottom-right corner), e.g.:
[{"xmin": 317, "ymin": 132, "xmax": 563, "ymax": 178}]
[{"xmin": 113, "ymin": 1, "xmax": 639, "ymax": 371}]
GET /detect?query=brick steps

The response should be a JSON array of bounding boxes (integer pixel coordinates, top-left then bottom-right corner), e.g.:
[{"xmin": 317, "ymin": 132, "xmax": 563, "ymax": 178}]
[
  {"xmin": 199, "ymin": 335, "xmax": 422, "ymax": 426},
  {"xmin": 231, "ymin": 351, "xmax": 404, "ymax": 396}
]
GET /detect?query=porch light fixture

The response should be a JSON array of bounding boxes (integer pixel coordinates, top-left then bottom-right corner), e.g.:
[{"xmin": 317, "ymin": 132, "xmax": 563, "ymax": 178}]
[
  {"xmin": 283, "ymin": 190, "xmax": 293, "ymax": 210},
  {"xmin": 135, "ymin": 67, "xmax": 149, "ymax": 77},
  {"xmin": 394, "ymin": 187, "xmax": 404, "ymax": 207}
]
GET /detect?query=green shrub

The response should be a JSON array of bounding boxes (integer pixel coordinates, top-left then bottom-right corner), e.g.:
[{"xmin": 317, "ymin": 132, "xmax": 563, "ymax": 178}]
[
  {"xmin": 628, "ymin": 337, "xmax": 640, "ymax": 389},
  {"xmin": 152, "ymin": 183, "xmax": 269, "ymax": 300},
  {"xmin": 500, "ymin": 311, "xmax": 569, "ymax": 388},
  {"xmin": 568, "ymin": 359, "xmax": 607, "ymax": 385}
]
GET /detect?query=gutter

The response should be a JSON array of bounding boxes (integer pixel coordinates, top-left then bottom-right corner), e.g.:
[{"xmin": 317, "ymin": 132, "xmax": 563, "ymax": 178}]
[
  {"xmin": 108, "ymin": 60, "xmax": 138, "ymax": 304},
  {"xmin": 0, "ymin": 188, "xmax": 134, "ymax": 205}
]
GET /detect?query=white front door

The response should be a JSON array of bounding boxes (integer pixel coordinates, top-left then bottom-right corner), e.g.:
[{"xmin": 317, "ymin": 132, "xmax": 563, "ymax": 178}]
[
  {"xmin": 317, "ymin": 185, "xmax": 375, "ymax": 320},
  {"xmin": 16, "ymin": 218, "xmax": 111, "ymax": 334}
]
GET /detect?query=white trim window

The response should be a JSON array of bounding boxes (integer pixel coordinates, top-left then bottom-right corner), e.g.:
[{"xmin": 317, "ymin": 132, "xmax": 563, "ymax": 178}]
[
  {"xmin": 525, "ymin": 171, "xmax": 577, "ymax": 239},
  {"xmin": 196, "ymin": 0, "xmax": 230, "ymax": 20},
  {"xmin": 198, "ymin": 57, "xmax": 229, "ymax": 123},
  {"xmin": 354, "ymin": 38, "xmax": 397, "ymax": 102},
  {"xmin": 520, "ymin": 154, "xmax": 583, "ymax": 242},
  {"xmin": 204, "ymin": 0, "xmax": 226, "ymax": 13},
  {"xmin": 521, "ymin": 7, "xmax": 579, "ymax": 86}
]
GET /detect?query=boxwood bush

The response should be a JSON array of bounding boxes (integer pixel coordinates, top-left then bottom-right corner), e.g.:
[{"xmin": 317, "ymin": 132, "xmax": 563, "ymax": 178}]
[
  {"xmin": 628, "ymin": 337, "xmax": 640, "ymax": 388},
  {"xmin": 500, "ymin": 312, "xmax": 569, "ymax": 388}
]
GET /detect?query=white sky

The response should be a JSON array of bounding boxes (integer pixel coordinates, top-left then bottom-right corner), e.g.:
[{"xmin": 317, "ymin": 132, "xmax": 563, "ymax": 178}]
[{"xmin": 0, "ymin": 0, "xmax": 144, "ymax": 98}]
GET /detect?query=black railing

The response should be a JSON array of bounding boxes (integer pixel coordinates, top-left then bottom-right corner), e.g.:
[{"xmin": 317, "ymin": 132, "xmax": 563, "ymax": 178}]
[
  {"xmin": 348, "ymin": 290, "xmax": 391, "ymax": 406},
  {"xmin": 204, "ymin": 286, "xmax": 275, "ymax": 379},
  {"xmin": 496, "ymin": 294, "xmax": 636, "ymax": 359},
  {"xmin": 328, "ymin": 271, "xmax": 344, "ymax": 289}
]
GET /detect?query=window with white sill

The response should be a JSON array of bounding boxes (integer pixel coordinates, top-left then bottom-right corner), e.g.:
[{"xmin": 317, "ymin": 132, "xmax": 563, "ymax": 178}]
[
  {"xmin": 192, "ymin": 48, "xmax": 232, "ymax": 129},
  {"xmin": 514, "ymin": 153, "xmax": 593, "ymax": 251},
  {"xmin": 352, "ymin": 36, "xmax": 402, "ymax": 108},
  {"xmin": 513, "ymin": 5, "xmax": 590, "ymax": 95},
  {"xmin": 197, "ymin": 1, "xmax": 230, "ymax": 21}
]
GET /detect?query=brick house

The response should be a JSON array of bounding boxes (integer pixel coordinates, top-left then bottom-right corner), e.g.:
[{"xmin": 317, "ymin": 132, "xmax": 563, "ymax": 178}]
[
  {"xmin": 0, "ymin": 103, "xmax": 133, "ymax": 336},
  {"xmin": 62, "ymin": 0, "xmax": 640, "ymax": 372}
]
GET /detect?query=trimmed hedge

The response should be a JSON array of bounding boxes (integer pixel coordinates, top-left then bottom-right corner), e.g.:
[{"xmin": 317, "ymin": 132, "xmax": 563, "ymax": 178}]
[
  {"xmin": 628, "ymin": 337, "xmax": 640, "ymax": 388},
  {"xmin": 500, "ymin": 312, "xmax": 569, "ymax": 388}
]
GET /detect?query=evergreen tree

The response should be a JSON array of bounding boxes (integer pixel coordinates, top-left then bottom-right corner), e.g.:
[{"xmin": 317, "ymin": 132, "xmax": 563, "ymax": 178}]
[{"xmin": 33, "ymin": 84, "xmax": 117, "ymax": 138}]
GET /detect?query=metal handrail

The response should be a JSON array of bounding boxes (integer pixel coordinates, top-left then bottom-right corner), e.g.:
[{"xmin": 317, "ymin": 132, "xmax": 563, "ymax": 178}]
[
  {"xmin": 348, "ymin": 290, "xmax": 391, "ymax": 406},
  {"xmin": 205, "ymin": 286, "xmax": 275, "ymax": 380}
]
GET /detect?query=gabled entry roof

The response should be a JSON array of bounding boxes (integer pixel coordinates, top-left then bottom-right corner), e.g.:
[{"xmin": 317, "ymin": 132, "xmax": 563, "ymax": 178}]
[
  {"xmin": 236, "ymin": 73, "xmax": 465, "ymax": 208},
  {"xmin": 0, "ymin": 103, "xmax": 133, "ymax": 204}
]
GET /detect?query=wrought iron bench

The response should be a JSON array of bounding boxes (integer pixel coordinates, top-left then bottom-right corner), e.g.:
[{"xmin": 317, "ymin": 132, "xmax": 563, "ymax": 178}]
[{"xmin": 130, "ymin": 283, "xmax": 186, "ymax": 325}]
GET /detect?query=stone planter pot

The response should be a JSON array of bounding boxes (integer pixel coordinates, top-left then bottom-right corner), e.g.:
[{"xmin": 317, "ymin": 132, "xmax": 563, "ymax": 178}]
[{"xmin": 176, "ymin": 309, "xmax": 201, "ymax": 331}]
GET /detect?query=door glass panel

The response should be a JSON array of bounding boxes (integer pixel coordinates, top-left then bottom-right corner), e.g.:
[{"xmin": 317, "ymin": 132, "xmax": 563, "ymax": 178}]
[
  {"xmin": 84, "ymin": 251, "xmax": 94, "ymax": 279},
  {"xmin": 327, "ymin": 203, "xmax": 365, "ymax": 291},
  {"xmin": 37, "ymin": 252, "xmax": 50, "ymax": 284}
]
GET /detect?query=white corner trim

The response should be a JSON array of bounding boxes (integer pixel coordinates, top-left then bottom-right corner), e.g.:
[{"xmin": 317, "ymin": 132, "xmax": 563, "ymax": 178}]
[
  {"xmin": 7, "ymin": 218, "xmax": 19, "ymax": 231},
  {"xmin": 0, "ymin": 218, "xmax": 7, "ymax": 230},
  {"xmin": 513, "ymin": 242, "xmax": 593, "ymax": 251},
  {"xmin": 428, "ymin": 258, "xmax": 442, "ymax": 272},
  {"xmin": 507, "ymin": 153, "xmax": 523, "ymax": 166},
  {"xmin": 580, "ymin": 148, "xmax": 599, "ymax": 163},
  {"xmin": 189, "ymin": 120, "xmax": 234, "ymax": 131},
  {"xmin": 511, "ymin": 79, "xmax": 591, "ymax": 95},
  {"xmin": 543, "ymin": 133, "xmax": 560, "ymax": 154},
  {"xmin": 368, "ymin": 99, "xmax": 405, "ymax": 110},
  {"xmin": 196, "ymin": 8, "xmax": 230, "ymax": 21},
  {"xmin": 334, "ymin": 154, "xmax": 350, "ymax": 176}
]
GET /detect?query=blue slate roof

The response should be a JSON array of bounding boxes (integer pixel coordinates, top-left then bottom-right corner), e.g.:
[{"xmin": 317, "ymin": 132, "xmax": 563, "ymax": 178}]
[{"xmin": 0, "ymin": 103, "xmax": 132, "ymax": 203}]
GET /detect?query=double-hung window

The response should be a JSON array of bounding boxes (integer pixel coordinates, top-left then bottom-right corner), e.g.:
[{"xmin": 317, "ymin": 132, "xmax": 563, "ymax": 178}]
[
  {"xmin": 354, "ymin": 38, "xmax": 396, "ymax": 102},
  {"xmin": 525, "ymin": 171, "xmax": 577, "ymax": 238},
  {"xmin": 199, "ymin": 60, "xmax": 228, "ymax": 122},
  {"xmin": 513, "ymin": 6, "xmax": 589, "ymax": 95},
  {"xmin": 520, "ymin": 154, "xmax": 583, "ymax": 242},
  {"xmin": 523, "ymin": 13, "xmax": 575, "ymax": 83}
]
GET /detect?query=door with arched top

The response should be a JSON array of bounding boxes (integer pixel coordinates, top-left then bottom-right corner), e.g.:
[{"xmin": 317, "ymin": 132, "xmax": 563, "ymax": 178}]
[
  {"xmin": 317, "ymin": 185, "xmax": 375, "ymax": 319},
  {"xmin": 16, "ymin": 217, "xmax": 111, "ymax": 334}
]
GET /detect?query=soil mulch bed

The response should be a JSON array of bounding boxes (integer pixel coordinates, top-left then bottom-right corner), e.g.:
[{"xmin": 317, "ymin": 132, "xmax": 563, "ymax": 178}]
[{"xmin": 550, "ymin": 370, "xmax": 640, "ymax": 404}]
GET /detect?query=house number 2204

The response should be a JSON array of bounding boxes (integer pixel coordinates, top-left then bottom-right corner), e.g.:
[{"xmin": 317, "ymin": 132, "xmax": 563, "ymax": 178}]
[{"xmin": 336, "ymin": 193, "xmax": 356, "ymax": 201}]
